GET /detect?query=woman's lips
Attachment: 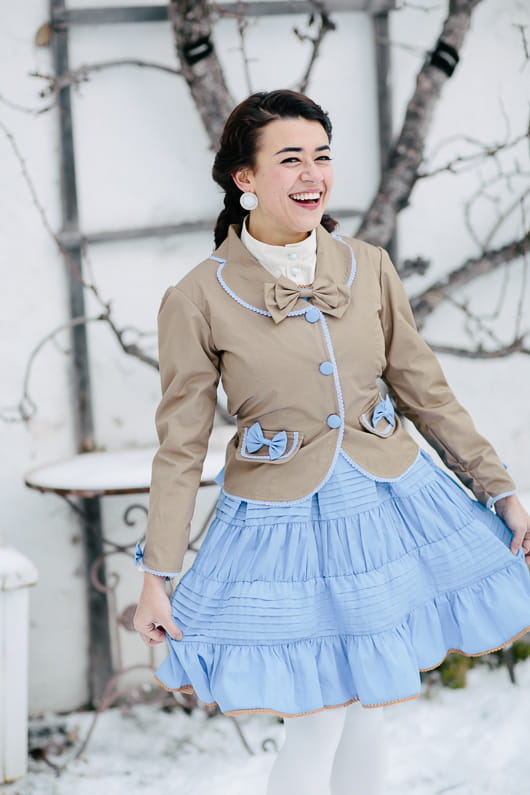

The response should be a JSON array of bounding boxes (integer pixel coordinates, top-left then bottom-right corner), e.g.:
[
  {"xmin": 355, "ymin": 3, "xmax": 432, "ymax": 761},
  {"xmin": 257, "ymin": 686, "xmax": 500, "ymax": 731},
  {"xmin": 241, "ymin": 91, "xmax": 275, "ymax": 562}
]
[{"xmin": 289, "ymin": 191, "xmax": 323, "ymax": 208}]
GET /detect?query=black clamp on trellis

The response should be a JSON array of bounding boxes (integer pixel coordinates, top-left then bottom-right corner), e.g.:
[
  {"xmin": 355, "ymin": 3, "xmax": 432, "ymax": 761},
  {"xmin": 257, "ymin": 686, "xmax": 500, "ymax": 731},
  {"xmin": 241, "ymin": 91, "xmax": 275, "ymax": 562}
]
[
  {"xmin": 183, "ymin": 35, "xmax": 214, "ymax": 65},
  {"xmin": 429, "ymin": 39, "xmax": 460, "ymax": 77}
]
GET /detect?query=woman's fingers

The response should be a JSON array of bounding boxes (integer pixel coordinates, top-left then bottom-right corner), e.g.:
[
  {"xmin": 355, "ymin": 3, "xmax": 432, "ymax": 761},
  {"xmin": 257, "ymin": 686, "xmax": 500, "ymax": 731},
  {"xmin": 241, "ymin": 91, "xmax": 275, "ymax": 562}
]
[
  {"xmin": 510, "ymin": 527, "xmax": 525, "ymax": 555},
  {"xmin": 522, "ymin": 531, "xmax": 530, "ymax": 564},
  {"xmin": 494, "ymin": 495, "xmax": 530, "ymax": 557},
  {"xmin": 140, "ymin": 622, "xmax": 168, "ymax": 645},
  {"xmin": 133, "ymin": 579, "xmax": 184, "ymax": 645},
  {"xmin": 164, "ymin": 617, "xmax": 183, "ymax": 641},
  {"xmin": 136, "ymin": 617, "xmax": 182, "ymax": 646}
]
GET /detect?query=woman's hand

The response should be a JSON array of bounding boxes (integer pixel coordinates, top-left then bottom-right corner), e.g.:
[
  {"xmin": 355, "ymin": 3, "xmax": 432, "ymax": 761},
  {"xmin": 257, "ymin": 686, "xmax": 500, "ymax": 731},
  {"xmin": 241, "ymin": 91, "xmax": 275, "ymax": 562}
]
[
  {"xmin": 133, "ymin": 572, "xmax": 183, "ymax": 645},
  {"xmin": 494, "ymin": 494, "xmax": 530, "ymax": 564}
]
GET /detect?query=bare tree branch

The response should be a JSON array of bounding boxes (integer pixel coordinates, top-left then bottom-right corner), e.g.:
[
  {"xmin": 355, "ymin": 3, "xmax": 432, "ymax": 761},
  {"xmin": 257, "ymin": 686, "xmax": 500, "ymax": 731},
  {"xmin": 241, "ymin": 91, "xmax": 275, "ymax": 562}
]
[
  {"xmin": 400, "ymin": 256, "xmax": 431, "ymax": 278},
  {"xmin": 514, "ymin": 202, "xmax": 529, "ymax": 339},
  {"xmin": 444, "ymin": 292, "xmax": 513, "ymax": 349},
  {"xmin": 0, "ymin": 122, "xmax": 159, "ymax": 368},
  {"xmin": 0, "ymin": 119, "xmax": 87, "ymax": 288},
  {"xmin": 418, "ymin": 132, "xmax": 529, "ymax": 178},
  {"xmin": 0, "ymin": 91, "xmax": 52, "ymax": 115},
  {"xmin": 461, "ymin": 169, "xmax": 529, "ymax": 251},
  {"xmin": 410, "ymin": 232, "xmax": 530, "ymax": 327},
  {"xmin": 514, "ymin": 23, "xmax": 530, "ymax": 68},
  {"xmin": 396, "ymin": 2, "xmax": 445, "ymax": 11},
  {"xmin": 31, "ymin": 60, "xmax": 183, "ymax": 100},
  {"xmin": 102, "ymin": 314, "xmax": 159, "ymax": 370},
  {"xmin": 169, "ymin": 0, "xmax": 234, "ymax": 149},
  {"xmin": 1, "ymin": 315, "xmax": 105, "ymax": 424},
  {"xmin": 1, "ymin": 120, "xmax": 239, "ymax": 425},
  {"xmin": 356, "ymin": 0, "xmax": 484, "ymax": 247},
  {"xmin": 1, "ymin": 60, "xmax": 184, "ymax": 116},
  {"xmin": 234, "ymin": 7, "xmax": 254, "ymax": 95},
  {"xmin": 428, "ymin": 338, "xmax": 530, "ymax": 358},
  {"xmin": 294, "ymin": 6, "xmax": 336, "ymax": 95}
]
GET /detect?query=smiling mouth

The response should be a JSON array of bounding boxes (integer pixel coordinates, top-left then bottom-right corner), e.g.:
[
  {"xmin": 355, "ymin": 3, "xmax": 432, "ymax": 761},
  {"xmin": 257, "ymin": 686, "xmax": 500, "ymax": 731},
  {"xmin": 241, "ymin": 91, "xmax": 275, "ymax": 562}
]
[{"xmin": 289, "ymin": 191, "xmax": 323, "ymax": 207}]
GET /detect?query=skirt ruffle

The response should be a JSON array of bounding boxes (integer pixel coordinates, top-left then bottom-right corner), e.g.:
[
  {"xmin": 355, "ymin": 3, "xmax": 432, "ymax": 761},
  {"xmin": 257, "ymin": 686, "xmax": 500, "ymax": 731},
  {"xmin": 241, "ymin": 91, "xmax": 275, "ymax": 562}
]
[{"xmin": 154, "ymin": 450, "xmax": 530, "ymax": 716}]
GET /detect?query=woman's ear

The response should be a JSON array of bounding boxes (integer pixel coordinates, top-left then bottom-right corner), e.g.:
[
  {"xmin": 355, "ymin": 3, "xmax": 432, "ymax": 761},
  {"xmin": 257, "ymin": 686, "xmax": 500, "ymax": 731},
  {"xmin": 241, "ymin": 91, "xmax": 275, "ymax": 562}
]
[{"xmin": 232, "ymin": 168, "xmax": 254, "ymax": 194}]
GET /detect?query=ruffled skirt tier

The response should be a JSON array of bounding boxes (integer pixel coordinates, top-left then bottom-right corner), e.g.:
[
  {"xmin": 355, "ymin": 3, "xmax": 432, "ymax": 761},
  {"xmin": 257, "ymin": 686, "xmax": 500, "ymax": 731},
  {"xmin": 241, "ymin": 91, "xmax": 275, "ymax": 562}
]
[{"xmin": 154, "ymin": 450, "xmax": 530, "ymax": 716}]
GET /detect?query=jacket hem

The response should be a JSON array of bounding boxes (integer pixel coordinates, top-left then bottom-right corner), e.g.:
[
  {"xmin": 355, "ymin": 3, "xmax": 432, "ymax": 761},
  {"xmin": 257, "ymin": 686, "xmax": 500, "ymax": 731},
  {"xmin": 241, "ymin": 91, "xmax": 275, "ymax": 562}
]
[{"xmin": 339, "ymin": 447, "xmax": 422, "ymax": 482}]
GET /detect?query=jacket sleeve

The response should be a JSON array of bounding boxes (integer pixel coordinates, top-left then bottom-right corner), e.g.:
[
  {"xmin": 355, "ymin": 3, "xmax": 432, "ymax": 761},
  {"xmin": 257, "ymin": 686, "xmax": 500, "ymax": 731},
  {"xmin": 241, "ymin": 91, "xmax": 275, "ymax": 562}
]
[
  {"xmin": 141, "ymin": 285, "xmax": 221, "ymax": 575},
  {"xmin": 379, "ymin": 247, "xmax": 516, "ymax": 507}
]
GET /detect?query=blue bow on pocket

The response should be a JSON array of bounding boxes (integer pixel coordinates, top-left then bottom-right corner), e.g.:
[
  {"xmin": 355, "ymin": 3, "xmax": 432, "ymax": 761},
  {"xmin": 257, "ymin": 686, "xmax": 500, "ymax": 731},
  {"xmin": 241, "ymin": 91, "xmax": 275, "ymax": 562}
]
[
  {"xmin": 371, "ymin": 395, "xmax": 395, "ymax": 430},
  {"xmin": 246, "ymin": 422, "xmax": 288, "ymax": 460}
]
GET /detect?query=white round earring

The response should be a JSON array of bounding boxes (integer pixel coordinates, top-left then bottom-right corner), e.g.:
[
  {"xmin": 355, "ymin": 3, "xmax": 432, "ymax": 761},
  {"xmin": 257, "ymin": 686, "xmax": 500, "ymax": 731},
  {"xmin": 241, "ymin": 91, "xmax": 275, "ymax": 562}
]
[{"xmin": 240, "ymin": 192, "xmax": 258, "ymax": 211}]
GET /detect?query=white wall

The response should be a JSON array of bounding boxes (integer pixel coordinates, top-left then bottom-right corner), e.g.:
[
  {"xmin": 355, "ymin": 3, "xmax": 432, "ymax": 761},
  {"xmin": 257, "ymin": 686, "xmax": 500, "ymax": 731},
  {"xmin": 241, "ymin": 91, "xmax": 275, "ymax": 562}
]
[{"xmin": 1, "ymin": 0, "xmax": 528, "ymax": 714}]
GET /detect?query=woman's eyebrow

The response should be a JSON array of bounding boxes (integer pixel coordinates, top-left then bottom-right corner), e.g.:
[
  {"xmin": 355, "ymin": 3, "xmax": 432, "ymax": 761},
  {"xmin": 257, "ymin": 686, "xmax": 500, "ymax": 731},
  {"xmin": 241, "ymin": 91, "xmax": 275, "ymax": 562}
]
[{"xmin": 274, "ymin": 144, "xmax": 331, "ymax": 155}]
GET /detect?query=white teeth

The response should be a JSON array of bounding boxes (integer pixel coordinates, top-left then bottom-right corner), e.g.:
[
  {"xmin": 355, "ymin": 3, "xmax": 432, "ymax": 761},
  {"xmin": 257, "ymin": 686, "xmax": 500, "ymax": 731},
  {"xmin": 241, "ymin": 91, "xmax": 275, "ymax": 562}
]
[{"xmin": 290, "ymin": 192, "xmax": 321, "ymax": 201}]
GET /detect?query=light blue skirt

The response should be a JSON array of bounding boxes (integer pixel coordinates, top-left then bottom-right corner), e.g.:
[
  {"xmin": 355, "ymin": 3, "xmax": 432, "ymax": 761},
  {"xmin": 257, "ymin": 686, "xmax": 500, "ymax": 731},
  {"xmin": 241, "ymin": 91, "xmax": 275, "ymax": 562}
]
[{"xmin": 155, "ymin": 449, "xmax": 530, "ymax": 716}]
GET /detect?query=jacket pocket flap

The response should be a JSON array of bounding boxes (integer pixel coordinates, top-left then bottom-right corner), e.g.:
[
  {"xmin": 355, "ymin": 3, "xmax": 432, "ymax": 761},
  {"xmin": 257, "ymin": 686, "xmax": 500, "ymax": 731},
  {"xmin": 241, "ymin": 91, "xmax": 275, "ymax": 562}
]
[{"xmin": 236, "ymin": 422, "xmax": 303, "ymax": 463}]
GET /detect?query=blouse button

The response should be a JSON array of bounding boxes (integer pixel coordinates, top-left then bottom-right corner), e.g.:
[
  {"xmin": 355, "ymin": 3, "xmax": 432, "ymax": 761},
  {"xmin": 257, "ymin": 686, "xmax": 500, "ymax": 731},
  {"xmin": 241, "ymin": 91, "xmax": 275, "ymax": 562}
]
[
  {"xmin": 288, "ymin": 252, "xmax": 298, "ymax": 260},
  {"xmin": 327, "ymin": 414, "xmax": 341, "ymax": 429},
  {"xmin": 305, "ymin": 307, "xmax": 321, "ymax": 323},
  {"xmin": 319, "ymin": 361, "xmax": 334, "ymax": 375}
]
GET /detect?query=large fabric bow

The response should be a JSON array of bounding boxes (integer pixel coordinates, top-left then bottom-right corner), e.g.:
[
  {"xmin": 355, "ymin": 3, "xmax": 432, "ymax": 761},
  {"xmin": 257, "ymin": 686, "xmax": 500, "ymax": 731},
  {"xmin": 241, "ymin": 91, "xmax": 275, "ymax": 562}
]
[
  {"xmin": 246, "ymin": 421, "xmax": 288, "ymax": 460},
  {"xmin": 371, "ymin": 395, "xmax": 395, "ymax": 431},
  {"xmin": 264, "ymin": 276, "xmax": 351, "ymax": 324}
]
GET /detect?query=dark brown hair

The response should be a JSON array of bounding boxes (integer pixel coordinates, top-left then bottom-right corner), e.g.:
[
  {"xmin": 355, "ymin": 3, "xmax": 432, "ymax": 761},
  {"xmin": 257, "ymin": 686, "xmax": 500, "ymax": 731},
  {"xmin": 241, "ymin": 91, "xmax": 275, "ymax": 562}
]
[{"xmin": 212, "ymin": 90, "xmax": 338, "ymax": 247}]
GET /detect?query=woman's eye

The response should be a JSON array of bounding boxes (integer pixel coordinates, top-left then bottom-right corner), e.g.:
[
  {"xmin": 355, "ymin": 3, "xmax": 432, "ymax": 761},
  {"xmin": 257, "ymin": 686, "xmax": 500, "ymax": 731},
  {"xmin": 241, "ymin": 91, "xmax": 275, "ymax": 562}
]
[{"xmin": 281, "ymin": 156, "xmax": 332, "ymax": 164}]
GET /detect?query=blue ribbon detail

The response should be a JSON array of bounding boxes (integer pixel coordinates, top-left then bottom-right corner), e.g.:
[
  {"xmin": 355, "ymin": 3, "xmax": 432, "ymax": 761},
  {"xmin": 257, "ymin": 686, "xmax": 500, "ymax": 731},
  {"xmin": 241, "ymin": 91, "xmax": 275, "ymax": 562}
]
[
  {"xmin": 134, "ymin": 541, "xmax": 144, "ymax": 565},
  {"xmin": 246, "ymin": 422, "xmax": 288, "ymax": 460},
  {"xmin": 371, "ymin": 395, "xmax": 395, "ymax": 429}
]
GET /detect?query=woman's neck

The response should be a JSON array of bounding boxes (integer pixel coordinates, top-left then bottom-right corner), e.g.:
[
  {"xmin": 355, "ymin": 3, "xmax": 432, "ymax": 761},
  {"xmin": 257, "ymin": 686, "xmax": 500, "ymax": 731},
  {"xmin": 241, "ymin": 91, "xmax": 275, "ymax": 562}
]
[{"xmin": 246, "ymin": 218, "xmax": 311, "ymax": 246}]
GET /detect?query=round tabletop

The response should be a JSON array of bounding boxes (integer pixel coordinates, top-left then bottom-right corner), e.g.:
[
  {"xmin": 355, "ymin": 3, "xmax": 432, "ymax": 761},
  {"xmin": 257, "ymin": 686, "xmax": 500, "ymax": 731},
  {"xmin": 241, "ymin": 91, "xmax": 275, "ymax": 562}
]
[{"xmin": 24, "ymin": 424, "xmax": 235, "ymax": 498}]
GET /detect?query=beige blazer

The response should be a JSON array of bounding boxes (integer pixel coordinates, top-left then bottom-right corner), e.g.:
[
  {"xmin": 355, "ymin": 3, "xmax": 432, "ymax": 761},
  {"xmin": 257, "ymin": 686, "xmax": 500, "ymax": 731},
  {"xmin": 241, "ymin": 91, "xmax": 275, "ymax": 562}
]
[{"xmin": 143, "ymin": 224, "xmax": 515, "ymax": 574}]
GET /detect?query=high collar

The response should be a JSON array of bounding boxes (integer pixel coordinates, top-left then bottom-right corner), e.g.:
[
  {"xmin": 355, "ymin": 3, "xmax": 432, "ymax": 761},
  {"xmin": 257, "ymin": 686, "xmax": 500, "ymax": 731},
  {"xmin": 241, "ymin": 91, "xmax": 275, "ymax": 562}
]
[
  {"xmin": 240, "ymin": 218, "xmax": 317, "ymax": 285},
  {"xmin": 212, "ymin": 223, "xmax": 356, "ymax": 316}
]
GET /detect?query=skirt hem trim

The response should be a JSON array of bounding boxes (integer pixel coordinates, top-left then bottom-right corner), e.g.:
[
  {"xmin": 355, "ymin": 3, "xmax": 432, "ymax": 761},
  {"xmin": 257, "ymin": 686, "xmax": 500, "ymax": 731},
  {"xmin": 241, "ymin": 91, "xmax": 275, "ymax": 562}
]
[{"xmin": 153, "ymin": 623, "xmax": 530, "ymax": 718}]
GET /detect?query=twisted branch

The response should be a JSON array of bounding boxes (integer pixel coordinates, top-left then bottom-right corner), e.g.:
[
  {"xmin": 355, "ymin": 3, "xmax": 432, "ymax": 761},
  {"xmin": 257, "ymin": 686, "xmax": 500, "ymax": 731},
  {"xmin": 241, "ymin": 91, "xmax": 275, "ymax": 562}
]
[
  {"xmin": 356, "ymin": 0, "xmax": 484, "ymax": 247},
  {"xmin": 410, "ymin": 232, "xmax": 530, "ymax": 327}
]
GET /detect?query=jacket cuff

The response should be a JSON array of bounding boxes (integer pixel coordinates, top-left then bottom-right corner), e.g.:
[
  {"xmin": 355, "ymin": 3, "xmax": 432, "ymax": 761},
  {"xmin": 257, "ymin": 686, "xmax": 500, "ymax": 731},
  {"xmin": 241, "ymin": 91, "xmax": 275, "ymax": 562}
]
[
  {"xmin": 134, "ymin": 542, "xmax": 180, "ymax": 580},
  {"xmin": 486, "ymin": 490, "xmax": 517, "ymax": 511}
]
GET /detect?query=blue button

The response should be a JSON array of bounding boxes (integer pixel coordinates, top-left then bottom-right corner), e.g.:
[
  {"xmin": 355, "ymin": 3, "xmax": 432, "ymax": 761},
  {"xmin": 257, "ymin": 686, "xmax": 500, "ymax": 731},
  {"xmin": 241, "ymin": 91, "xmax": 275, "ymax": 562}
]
[
  {"xmin": 319, "ymin": 361, "xmax": 334, "ymax": 376},
  {"xmin": 327, "ymin": 414, "xmax": 341, "ymax": 429},
  {"xmin": 305, "ymin": 307, "xmax": 321, "ymax": 323}
]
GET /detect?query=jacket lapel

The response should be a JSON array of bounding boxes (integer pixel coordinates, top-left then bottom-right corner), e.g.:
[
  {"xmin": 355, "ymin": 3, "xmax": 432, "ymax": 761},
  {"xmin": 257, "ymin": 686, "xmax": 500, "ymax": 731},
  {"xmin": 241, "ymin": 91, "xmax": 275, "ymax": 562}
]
[{"xmin": 214, "ymin": 223, "xmax": 356, "ymax": 316}]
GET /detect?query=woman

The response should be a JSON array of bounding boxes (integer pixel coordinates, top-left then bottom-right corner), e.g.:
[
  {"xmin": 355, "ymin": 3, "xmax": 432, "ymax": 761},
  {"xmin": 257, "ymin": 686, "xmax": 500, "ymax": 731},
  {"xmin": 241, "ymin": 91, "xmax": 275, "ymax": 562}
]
[{"xmin": 134, "ymin": 90, "xmax": 530, "ymax": 794}]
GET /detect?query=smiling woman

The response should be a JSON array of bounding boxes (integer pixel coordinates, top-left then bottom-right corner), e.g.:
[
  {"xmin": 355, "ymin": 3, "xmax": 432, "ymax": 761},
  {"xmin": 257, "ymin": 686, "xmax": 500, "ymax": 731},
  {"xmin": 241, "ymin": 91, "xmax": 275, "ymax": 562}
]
[
  {"xmin": 133, "ymin": 90, "xmax": 530, "ymax": 795},
  {"xmin": 231, "ymin": 117, "xmax": 334, "ymax": 245},
  {"xmin": 211, "ymin": 90, "xmax": 338, "ymax": 248}
]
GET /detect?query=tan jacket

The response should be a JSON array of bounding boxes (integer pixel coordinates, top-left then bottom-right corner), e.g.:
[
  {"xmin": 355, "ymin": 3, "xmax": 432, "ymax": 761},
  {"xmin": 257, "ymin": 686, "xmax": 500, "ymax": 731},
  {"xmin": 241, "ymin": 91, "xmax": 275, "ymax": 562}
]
[{"xmin": 143, "ymin": 224, "xmax": 516, "ymax": 574}]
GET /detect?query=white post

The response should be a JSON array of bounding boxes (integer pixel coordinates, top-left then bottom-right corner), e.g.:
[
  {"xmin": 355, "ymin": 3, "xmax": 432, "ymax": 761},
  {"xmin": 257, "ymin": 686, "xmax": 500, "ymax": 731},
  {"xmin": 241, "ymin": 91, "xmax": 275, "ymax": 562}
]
[{"xmin": 0, "ymin": 547, "xmax": 38, "ymax": 790}]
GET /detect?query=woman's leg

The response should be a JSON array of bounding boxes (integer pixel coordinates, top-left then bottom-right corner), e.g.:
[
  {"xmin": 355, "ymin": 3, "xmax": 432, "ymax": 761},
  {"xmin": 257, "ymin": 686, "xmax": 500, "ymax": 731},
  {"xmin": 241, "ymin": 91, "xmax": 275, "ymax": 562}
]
[
  {"xmin": 266, "ymin": 707, "xmax": 347, "ymax": 795},
  {"xmin": 329, "ymin": 702, "xmax": 387, "ymax": 795}
]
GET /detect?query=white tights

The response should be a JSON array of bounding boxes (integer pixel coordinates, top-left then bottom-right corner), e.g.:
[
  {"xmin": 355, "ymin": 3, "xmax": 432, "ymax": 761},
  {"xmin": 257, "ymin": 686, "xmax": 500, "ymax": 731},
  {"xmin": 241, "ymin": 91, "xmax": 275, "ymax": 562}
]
[{"xmin": 265, "ymin": 701, "xmax": 387, "ymax": 795}]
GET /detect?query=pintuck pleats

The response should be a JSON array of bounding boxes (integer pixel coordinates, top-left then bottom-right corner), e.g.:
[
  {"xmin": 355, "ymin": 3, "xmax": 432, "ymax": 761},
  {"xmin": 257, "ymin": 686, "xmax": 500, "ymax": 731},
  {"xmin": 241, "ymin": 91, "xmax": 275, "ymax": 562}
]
[{"xmin": 154, "ymin": 450, "xmax": 530, "ymax": 717}]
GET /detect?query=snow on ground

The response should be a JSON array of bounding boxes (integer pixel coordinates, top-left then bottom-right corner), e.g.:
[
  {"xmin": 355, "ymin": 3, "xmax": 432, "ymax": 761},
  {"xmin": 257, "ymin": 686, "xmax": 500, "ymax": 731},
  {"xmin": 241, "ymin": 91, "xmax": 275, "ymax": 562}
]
[{"xmin": 21, "ymin": 657, "xmax": 530, "ymax": 795}]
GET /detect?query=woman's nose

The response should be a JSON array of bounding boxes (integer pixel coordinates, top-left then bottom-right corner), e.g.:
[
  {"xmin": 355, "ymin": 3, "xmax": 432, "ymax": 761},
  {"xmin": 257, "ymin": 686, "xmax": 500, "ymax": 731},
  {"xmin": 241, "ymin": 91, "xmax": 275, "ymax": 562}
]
[{"xmin": 301, "ymin": 160, "xmax": 323, "ymax": 182}]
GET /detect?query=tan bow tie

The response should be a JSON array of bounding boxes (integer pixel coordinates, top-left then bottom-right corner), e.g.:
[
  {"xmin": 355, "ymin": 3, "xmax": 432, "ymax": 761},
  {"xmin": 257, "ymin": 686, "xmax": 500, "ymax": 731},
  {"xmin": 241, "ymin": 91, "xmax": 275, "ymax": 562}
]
[{"xmin": 264, "ymin": 276, "xmax": 351, "ymax": 324}]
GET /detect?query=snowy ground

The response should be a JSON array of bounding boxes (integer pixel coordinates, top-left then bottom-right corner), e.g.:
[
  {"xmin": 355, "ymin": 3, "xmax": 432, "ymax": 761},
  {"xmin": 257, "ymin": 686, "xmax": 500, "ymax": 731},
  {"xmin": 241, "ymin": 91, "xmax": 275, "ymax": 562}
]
[{"xmin": 21, "ymin": 657, "xmax": 530, "ymax": 795}]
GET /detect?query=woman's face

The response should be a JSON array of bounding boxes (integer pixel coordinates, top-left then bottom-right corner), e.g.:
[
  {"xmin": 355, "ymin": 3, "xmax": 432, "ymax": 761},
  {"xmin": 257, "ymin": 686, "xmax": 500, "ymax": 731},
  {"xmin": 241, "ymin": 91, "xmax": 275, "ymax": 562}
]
[{"xmin": 233, "ymin": 117, "xmax": 334, "ymax": 246}]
